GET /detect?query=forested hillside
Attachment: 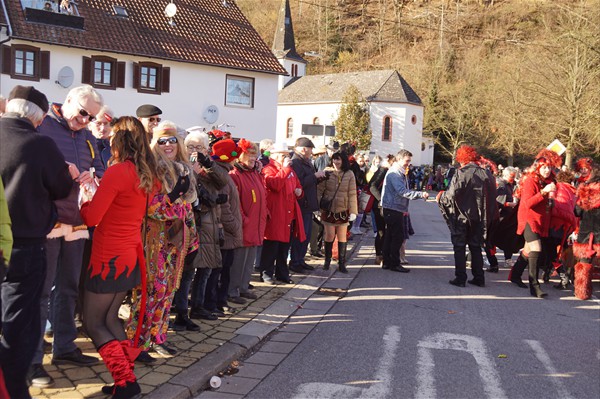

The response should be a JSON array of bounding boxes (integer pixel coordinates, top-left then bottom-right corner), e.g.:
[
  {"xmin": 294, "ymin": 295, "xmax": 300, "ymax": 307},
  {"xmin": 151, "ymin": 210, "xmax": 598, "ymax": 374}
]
[{"xmin": 237, "ymin": 0, "xmax": 600, "ymax": 166}]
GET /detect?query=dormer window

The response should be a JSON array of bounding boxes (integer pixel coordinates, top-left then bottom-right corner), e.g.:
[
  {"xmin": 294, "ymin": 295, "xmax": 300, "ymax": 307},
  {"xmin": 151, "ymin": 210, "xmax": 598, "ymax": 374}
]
[
  {"xmin": 113, "ymin": 5, "xmax": 128, "ymax": 18},
  {"xmin": 19, "ymin": 0, "xmax": 80, "ymax": 16}
]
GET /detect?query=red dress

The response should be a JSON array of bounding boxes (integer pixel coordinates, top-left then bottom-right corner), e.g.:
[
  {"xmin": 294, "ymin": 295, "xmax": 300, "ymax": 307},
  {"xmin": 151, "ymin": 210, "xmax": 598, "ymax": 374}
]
[{"xmin": 80, "ymin": 160, "xmax": 150, "ymax": 293}]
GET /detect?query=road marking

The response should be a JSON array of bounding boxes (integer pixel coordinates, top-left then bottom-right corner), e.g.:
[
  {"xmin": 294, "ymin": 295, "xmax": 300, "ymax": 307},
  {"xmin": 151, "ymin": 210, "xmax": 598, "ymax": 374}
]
[
  {"xmin": 416, "ymin": 333, "xmax": 507, "ymax": 399},
  {"xmin": 525, "ymin": 340, "xmax": 574, "ymax": 399},
  {"xmin": 292, "ymin": 326, "xmax": 401, "ymax": 398}
]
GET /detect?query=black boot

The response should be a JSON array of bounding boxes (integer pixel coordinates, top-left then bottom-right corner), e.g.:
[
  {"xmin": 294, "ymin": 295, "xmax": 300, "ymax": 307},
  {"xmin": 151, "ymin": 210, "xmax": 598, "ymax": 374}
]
[
  {"xmin": 509, "ymin": 254, "xmax": 528, "ymax": 288},
  {"xmin": 112, "ymin": 381, "xmax": 141, "ymax": 399},
  {"xmin": 528, "ymin": 251, "xmax": 547, "ymax": 298},
  {"xmin": 323, "ymin": 241, "xmax": 334, "ymax": 270},
  {"xmin": 173, "ymin": 312, "xmax": 201, "ymax": 332},
  {"xmin": 337, "ymin": 242, "xmax": 348, "ymax": 273}
]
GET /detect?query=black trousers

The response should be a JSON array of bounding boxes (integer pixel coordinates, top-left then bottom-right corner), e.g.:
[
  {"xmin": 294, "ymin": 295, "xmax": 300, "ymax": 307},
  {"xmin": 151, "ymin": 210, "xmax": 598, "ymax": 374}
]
[
  {"xmin": 454, "ymin": 244, "xmax": 484, "ymax": 283},
  {"xmin": 373, "ymin": 202, "xmax": 386, "ymax": 256},
  {"xmin": 214, "ymin": 249, "xmax": 234, "ymax": 308},
  {"xmin": 260, "ymin": 239, "xmax": 291, "ymax": 280},
  {"xmin": 382, "ymin": 209, "xmax": 405, "ymax": 269},
  {"xmin": 0, "ymin": 242, "xmax": 47, "ymax": 399}
]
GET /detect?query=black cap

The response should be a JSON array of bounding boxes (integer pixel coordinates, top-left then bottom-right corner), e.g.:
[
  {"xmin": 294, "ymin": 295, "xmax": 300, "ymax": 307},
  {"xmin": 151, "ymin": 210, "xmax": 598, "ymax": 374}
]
[
  {"xmin": 295, "ymin": 137, "xmax": 315, "ymax": 148},
  {"xmin": 136, "ymin": 104, "xmax": 162, "ymax": 118},
  {"xmin": 8, "ymin": 85, "xmax": 49, "ymax": 114},
  {"xmin": 327, "ymin": 141, "xmax": 340, "ymax": 150}
]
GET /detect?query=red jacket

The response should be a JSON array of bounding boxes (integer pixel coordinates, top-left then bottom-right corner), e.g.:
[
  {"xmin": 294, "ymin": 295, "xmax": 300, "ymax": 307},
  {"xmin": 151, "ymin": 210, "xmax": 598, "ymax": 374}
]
[
  {"xmin": 550, "ymin": 182, "xmax": 577, "ymax": 234},
  {"xmin": 229, "ymin": 163, "xmax": 267, "ymax": 247},
  {"xmin": 262, "ymin": 160, "xmax": 305, "ymax": 243},
  {"xmin": 517, "ymin": 173, "xmax": 552, "ymax": 237}
]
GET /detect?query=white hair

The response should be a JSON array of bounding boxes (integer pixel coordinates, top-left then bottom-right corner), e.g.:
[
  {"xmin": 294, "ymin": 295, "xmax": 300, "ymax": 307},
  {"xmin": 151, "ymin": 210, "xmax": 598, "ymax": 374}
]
[
  {"xmin": 5, "ymin": 99, "xmax": 46, "ymax": 126},
  {"xmin": 259, "ymin": 139, "xmax": 274, "ymax": 152},
  {"xmin": 95, "ymin": 105, "xmax": 113, "ymax": 120},
  {"xmin": 503, "ymin": 166, "xmax": 517, "ymax": 178},
  {"xmin": 65, "ymin": 85, "xmax": 103, "ymax": 106},
  {"xmin": 185, "ymin": 131, "xmax": 209, "ymax": 148}
]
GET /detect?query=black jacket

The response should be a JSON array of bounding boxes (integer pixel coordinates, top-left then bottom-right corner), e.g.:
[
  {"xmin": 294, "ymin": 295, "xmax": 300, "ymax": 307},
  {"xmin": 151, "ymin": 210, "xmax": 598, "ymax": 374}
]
[
  {"xmin": 0, "ymin": 115, "xmax": 72, "ymax": 241},
  {"xmin": 438, "ymin": 163, "xmax": 498, "ymax": 246},
  {"xmin": 291, "ymin": 152, "xmax": 318, "ymax": 212}
]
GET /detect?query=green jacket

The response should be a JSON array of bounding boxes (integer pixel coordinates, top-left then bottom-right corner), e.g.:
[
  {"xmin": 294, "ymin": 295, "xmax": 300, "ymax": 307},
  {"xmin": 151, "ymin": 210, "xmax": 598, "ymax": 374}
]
[{"xmin": 0, "ymin": 179, "xmax": 13, "ymax": 264}]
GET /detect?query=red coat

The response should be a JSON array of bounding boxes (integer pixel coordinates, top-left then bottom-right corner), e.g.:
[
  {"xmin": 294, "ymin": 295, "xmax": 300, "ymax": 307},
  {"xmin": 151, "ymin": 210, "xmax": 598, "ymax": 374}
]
[
  {"xmin": 229, "ymin": 163, "xmax": 267, "ymax": 247},
  {"xmin": 517, "ymin": 173, "xmax": 552, "ymax": 237},
  {"xmin": 550, "ymin": 182, "xmax": 577, "ymax": 234},
  {"xmin": 262, "ymin": 160, "xmax": 305, "ymax": 243}
]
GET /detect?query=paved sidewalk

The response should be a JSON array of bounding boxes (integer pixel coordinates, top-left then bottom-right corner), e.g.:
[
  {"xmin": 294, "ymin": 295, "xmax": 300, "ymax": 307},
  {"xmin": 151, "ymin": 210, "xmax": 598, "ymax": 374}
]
[{"xmin": 32, "ymin": 232, "xmax": 370, "ymax": 398}]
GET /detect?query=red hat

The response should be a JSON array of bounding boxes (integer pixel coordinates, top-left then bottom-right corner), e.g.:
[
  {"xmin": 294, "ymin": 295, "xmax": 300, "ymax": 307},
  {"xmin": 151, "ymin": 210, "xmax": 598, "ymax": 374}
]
[{"xmin": 211, "ymin": 139, "xmax": 240, "ymax": 162}]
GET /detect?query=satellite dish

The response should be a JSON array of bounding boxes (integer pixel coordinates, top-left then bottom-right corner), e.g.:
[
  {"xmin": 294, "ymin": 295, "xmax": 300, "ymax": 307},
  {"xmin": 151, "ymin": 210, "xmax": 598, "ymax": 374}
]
[
  {"xmin": 164, "ymin": 2, "xmax": 177, "ymax": 18},
  {"xmin": 56, "ymin": 66, "xmax": 74, "ymax": 88},
  {"xmin": 203, "ymin": 105, "xmax": 219, "ymax": 124}
]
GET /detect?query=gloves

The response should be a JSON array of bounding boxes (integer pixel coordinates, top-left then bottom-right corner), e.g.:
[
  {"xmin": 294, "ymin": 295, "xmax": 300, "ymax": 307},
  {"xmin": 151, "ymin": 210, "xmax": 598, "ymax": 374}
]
[
  {"xmin": 348, "ymin": 213, "xmax": 357, "ymax": 222},
  {"xmin": 218, "ymin": 227, "xmax": 225, "ymax": 247},
  {"xmin": 216, "ymin": 194, "xmax": 228, "ymax": 204},
  {"xmin": 197, "ymin": 152, "xmax": 213, "ymax": 168},
  {"xmin": 167, "ymin": 174, "xmax": 190, "ymax": 203}
]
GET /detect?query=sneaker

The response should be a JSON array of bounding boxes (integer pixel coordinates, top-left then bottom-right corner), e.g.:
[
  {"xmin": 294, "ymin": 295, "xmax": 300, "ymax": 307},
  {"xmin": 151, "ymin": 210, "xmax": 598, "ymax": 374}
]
[
  {"xmin": 228, "ymin": 296, "xmax": 247, "ymax": 304},
  {"xmin": 28, "ymin": 364, "xmax": 54, "ymax": 388},
  {"xmin": 260, "ymin": 273, "xmax": 275, "ymax": 285},
  {"xmin": 240, "ymin": 291, "xmax": 258, "ymax": 300},
  {"xmin": 52, "ymin": 348, "xmax": 99, "ymax": 366}
]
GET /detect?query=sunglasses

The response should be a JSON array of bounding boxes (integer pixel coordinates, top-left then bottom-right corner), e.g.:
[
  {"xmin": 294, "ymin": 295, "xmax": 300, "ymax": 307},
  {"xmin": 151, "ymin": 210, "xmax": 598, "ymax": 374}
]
[
  {"xmin": 147, "ymin": 117, "xmax": 161, "ymax": 123},
  {"xmin": 78, "ymin": 107, "xmax": 96, "ymax": 122},
  {"xmin": 157, "ymin": 137, "xmax": 178, "ymax": 146}
]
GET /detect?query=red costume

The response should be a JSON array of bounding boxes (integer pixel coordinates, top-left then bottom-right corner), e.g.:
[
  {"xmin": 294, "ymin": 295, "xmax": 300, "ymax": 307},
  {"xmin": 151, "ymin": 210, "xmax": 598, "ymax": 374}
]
[{"xmin": 517, "ymin": 173, "xmax": 553, "ymax": 237}]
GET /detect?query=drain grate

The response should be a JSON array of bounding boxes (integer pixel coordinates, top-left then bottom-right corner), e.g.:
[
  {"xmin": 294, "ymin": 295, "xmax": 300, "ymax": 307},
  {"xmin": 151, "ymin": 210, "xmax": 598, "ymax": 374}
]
[{"xmin": 316, "ymin": 287, "xmax": 348, "ymax": 298}]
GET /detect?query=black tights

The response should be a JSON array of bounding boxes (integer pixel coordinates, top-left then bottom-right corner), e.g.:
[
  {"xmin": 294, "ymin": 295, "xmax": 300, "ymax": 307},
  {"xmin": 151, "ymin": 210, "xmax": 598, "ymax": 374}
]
[{"xmin": 82, "ymin": 290, "xmax": 128, "ymax": 349}]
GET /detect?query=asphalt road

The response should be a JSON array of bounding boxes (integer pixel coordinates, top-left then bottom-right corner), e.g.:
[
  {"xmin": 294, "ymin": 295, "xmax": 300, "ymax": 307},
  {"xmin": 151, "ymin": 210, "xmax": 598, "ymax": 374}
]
[{"xmin": 245, "ymin": 198, "xmax": 600, "ymax": 399}]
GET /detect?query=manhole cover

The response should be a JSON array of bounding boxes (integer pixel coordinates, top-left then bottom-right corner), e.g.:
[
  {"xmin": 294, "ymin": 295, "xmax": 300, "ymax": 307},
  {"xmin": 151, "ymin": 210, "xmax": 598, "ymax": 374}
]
[{"xmin": 316, "ymin": 287, "xmax": 348, "ymax": 297}]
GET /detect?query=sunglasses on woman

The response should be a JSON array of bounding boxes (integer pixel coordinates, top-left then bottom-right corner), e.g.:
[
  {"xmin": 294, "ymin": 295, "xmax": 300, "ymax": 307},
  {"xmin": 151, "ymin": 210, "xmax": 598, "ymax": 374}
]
[{"xmin": 157, "ymin": 137, "xmax": 178, "ymax": 146}]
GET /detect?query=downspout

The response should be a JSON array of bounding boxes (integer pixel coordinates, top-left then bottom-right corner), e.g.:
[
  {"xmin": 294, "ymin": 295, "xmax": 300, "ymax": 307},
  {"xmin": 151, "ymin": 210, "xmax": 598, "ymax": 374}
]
[{"xmin": 0, "ymin": 0, "xmax": 12, "ymax": 44}]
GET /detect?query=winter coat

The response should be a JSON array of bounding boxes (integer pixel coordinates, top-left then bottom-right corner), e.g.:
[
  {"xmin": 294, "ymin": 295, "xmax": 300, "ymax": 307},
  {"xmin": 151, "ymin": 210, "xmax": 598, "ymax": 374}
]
[
  {"xmin": 549, "ymin": 182, "xmax": 577, "ymax": 237},
  {"xmin": 516, "ymin": 173, "xmax": 553, "ymax": 237},
  {"xmin": 291, "ymin": 152, "xmax": 319, "ymax": 212},
  {"xmin": 496, "ymin": 178, "xmax": 515, "ymax": 219},
  {"xmin": 438, "ymin": 163, "xmax": 498, "ymax": 247},
  {"xmin": 317, "ymin": 169, "xmax": 358, "ymax": 215},
  {"xmin": 38, "ymin": 104, "xmax": 105, "ymax": 226},
  {"xmin": 0, "ymin": 115, "xmax": 72, "ymax": 241},
  {"xmin": 573, "ymin": 180, "xmax": 600, "ymax": 263},
  {"xmin": 213, "ymin": 162, "xmax": 243, "ymax": 250},
  {"xmin": 262, "ymin": 160, "xmax": 305, "ymax": 243},
  {"xmin": 229, "ymin": 162, "xmax": 267, "ymax": 247},
  {"xmin": 0, "ymin": 179, "xmax": 12, "ymax": 265},
  {"xmin": 193, "ymin": 162, "xmax": 229, "ymax": 269}
]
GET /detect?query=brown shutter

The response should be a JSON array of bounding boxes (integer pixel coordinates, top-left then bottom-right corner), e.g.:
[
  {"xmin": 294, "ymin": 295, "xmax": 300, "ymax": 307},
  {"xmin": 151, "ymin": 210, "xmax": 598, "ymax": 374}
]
[
  {"xmin": 81, "ymin": 56, "xmax": 91, "ymax": 84},
  {"xmin": 132, "ymin": 62, "xmax": 139, "ymax": 89},
  {"xmin": 116, "ymin": 61, "xmax": 126, "ymax": 88},
  {"xmin": 40, "ymin": 51, "xmax": 50, "ymax": 79},
  {"xmin": 1, "ymin": 45, "xmax": 12, "ymax": 75},
  {"xmin": 161, "ymin": 67, "xmax": 170, "ymax": 93}
]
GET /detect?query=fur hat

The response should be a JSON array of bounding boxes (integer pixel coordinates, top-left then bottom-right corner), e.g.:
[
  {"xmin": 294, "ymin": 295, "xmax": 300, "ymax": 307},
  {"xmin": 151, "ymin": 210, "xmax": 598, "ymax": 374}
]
[{"xmin": 211, "ymin": 139, "xmax": 240, "ymax": 162}]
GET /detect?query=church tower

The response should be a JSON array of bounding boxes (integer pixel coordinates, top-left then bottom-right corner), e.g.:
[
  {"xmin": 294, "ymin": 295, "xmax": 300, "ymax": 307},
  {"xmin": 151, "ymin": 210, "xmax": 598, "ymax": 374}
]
[{"xmin": 272, "ymin": 0, "xmax": 307, "ymax": 90}]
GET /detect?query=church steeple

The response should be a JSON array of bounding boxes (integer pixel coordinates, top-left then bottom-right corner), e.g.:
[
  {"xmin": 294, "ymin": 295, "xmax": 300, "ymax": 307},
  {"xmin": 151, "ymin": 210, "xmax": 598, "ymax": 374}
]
[{"xmin": 272, "ymin": 0, "xmax": 306, "ymax": 63}]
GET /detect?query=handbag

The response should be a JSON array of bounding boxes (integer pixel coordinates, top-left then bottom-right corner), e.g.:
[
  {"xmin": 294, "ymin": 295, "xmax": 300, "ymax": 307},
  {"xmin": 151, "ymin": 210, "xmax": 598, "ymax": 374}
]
[{"xmin": 320, "ymin": 172, "xmax": 345, "ymax": 212}]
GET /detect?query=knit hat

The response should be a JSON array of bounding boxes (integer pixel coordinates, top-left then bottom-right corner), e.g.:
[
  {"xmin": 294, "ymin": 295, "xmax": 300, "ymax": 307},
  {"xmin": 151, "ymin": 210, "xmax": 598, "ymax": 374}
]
[
  {"xmin": 211, "ymin": 139, "xmax": 240, "ymax": 162},
  {"xmin": 8, "ymin": 85, "xmax": 49, "ymax": 114}
]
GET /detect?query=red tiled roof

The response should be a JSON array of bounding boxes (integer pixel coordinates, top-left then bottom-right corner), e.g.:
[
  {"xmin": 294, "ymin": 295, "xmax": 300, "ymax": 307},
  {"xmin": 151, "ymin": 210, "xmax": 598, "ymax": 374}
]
[{"xmin": 4, "ymin": 0, "xmax": 287, "ymax": 75}]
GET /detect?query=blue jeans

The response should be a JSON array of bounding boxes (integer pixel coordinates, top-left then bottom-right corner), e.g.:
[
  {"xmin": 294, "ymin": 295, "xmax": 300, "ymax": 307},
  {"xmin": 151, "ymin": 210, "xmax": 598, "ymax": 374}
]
[
  {"xmin": 290, "ymin": 211, "xmax": 312, "ymax": 267},
  {"xmin": 173, "ymin": 269, "xmax": 194, "ymax": 313},
  {"xmin": 190, "ymin": 268, "xmax": 211, "ymax": 310},
  {"xmin": 0, "ymin": 241, "xmax": 47, "ymax": 399},
  {"xmin": 34, "ymin": 237, "xmax": 85, "ymax": 363}
]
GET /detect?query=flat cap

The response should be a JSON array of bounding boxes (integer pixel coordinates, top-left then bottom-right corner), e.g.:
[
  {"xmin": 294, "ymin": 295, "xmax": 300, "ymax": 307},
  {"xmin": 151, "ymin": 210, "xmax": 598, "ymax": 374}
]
[
  {"xmin": 295, "ymin": 137, "xmax": 315, "ymax": 148},
  {"xmin": 8, "ymin": 85, "xmax": 49, "ymax": 114},
  {"xmin": 136, "ymin": 104, "xmax": 162, "ymax": 118}
]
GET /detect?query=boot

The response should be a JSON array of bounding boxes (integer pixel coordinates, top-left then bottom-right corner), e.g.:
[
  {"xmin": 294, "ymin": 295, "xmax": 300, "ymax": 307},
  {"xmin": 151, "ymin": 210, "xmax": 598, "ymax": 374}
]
[
  {"xmin": 337, "ymin": 242, "xmax": 348, "ymax": 273},
  {"xmin": 323, "ymin": 241, "xmax": 334, "ymax": 270},
  {"xmin": 509, "ymin": 254, "xmax": 528, "ymax": 288},
  {"xmin": 97, "ymin": 340, "xmax": 140, "ymax": 398},
  {"xmin": 350, "ymin": 214, "xmax": 364, "ymax": 235},
  {"xmin": 574, "ymin": 262, "xmax": 593, "ymax": 300},
  {"xmin": 527, "ymin": 251, "xmax": 547, "ymax": 298},
  {"xmin": 553, "ymin": 273, "xmax": 570, "ymax": 290},
  {"xmin": 173, "ymin": 312, "xmax": 201, "ymax": 331}
]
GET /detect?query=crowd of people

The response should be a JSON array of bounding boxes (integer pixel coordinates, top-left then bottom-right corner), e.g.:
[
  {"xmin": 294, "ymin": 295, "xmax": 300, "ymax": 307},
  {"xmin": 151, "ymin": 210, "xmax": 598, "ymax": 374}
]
[{"xmin": 0, "ymin": 84, "xmax": 597, "ymax": 399}]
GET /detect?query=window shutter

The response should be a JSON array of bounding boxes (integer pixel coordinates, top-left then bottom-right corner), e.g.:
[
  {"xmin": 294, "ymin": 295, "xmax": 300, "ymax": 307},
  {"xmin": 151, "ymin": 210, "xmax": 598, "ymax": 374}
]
[
  {"xmin": 40, "ymin": 51, "xmax": 50, "ymax": 79},
  {"xmin": 161, "ymin": 67, "xmax": 170, "ymax": 93},
  {"xmin": 116, "ymin": 61, "xmax": 126, "ymax": 88},
  {"xmin": 1, "ymin": 45, "xmax": 11, "ymax": 75},
  {"xmin": 132, "ymin": 62, "xmax": 139, "ymax": 89},
  {"xmin": 81, "ymin": 56, "xmax": 91, "ymax": 84}
]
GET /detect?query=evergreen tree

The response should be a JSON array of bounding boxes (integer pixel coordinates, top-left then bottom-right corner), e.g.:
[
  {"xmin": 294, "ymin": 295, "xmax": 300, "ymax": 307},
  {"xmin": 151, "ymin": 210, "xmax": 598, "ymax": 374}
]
[{"xmin": 334, "ymin": 85, "xmax": 372, "ymax": 150}]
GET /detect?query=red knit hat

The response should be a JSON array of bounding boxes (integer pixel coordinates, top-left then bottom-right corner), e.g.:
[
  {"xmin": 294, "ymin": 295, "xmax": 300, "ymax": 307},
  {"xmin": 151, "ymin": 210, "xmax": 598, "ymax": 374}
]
[{"xmin": 211, "ymin": 139, "xmax": 240, "ymax": 162}]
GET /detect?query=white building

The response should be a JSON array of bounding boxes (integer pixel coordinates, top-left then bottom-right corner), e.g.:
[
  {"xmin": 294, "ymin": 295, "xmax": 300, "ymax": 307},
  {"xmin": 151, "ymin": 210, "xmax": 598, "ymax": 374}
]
[
  {"xmin": 272, "ymin": 0, "xmax": 431, "ymax": 165},
  {"xmin": 0, "ymin": 0, "xmax": 286, "ymax": 141}
]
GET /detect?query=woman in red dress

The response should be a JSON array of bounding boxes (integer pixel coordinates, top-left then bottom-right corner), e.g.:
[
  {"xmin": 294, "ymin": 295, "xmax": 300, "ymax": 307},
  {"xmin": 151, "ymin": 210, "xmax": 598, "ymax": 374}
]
[{"xmin": 80, "ymin": 116, "xmax": 159, "ymax": 399}]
